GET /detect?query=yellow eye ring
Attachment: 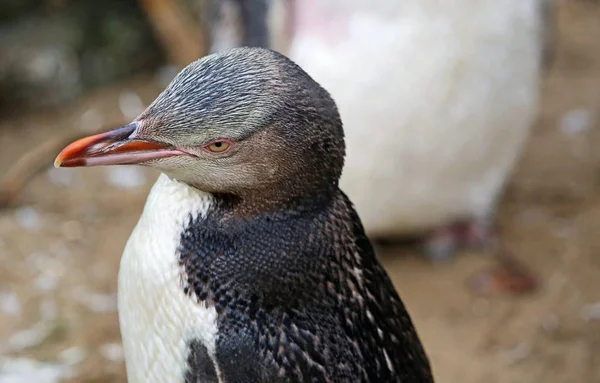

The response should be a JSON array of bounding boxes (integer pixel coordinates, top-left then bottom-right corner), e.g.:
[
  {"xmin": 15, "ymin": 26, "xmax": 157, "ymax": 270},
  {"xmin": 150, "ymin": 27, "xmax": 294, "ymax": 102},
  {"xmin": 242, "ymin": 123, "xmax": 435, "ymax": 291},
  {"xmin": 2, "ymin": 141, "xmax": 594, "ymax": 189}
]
[{"xmin": 205, "ymin": 141, "xmax": 232, "ymax": 153}]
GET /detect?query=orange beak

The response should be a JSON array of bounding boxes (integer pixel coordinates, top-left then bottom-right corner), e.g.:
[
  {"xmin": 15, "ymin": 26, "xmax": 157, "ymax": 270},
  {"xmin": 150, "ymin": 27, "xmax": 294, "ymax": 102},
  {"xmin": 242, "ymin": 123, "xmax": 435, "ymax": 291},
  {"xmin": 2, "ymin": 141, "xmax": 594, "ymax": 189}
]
[{"xmin": 54, "ymin": 123, "xmax": 186, "ymax": 168}]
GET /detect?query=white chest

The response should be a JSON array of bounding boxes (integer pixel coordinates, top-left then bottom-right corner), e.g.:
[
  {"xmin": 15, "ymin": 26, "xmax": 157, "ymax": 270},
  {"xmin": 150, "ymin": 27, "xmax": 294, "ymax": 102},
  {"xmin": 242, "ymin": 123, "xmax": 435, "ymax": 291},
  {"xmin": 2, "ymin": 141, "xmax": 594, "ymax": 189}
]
[{"xmin": 118, "ymin": 174, "xmax": 220, "ymax": 383}]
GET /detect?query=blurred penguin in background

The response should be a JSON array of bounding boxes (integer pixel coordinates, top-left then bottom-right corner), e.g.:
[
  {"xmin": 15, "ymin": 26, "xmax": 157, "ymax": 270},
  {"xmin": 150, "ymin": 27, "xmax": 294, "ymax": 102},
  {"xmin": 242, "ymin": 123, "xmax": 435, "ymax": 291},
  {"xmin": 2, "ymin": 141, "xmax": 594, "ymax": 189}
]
[{"xmin": 205, "ymin": 0, "xmax": 557, "ymax": 261}]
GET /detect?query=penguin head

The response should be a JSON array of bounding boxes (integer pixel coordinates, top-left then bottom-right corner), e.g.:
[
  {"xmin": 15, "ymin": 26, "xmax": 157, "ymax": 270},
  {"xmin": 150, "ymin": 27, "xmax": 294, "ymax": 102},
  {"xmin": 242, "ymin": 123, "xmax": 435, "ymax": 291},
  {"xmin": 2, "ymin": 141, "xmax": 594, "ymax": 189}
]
[{"xmin": 55, "ymin": 47, "xmax": 345, "ymax": 207}]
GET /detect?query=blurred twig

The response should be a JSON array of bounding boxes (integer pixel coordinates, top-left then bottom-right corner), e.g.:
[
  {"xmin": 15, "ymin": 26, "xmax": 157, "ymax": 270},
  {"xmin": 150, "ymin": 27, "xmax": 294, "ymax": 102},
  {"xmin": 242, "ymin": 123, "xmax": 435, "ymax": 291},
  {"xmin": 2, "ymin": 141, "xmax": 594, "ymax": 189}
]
[
  {"xmin": 0, "ymin": 132, "xmax": 84, "ymax": 208},
  {"xmin": 136, "ymin": 0, "xmax": 208, "ymax": 67},
  {"xmin": 0, "ymin": 118, "xmax": 129, "ymax": 209}
]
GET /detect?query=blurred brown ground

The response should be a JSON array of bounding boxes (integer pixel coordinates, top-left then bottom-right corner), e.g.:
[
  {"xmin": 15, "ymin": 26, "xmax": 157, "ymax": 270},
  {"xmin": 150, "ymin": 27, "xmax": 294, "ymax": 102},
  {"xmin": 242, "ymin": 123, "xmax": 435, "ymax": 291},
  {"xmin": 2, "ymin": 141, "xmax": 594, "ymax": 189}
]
[{"xmin": 0, "ymin": 1, "xmax": 599, "ymax": 382}]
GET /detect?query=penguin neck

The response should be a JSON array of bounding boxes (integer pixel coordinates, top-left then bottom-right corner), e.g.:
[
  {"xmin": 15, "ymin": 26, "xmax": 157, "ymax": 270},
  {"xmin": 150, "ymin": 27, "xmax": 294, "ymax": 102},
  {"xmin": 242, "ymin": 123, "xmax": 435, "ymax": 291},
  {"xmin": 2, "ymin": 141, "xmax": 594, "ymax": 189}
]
[
  {"xmin": 168, "ymin": 174, "xmax": 355, "ymax": 313},
  {"xmin": 209, "ymin": 185, "xmax": 338, "ymax": 220},
  {"xmin": 129, "ymin": 172, "xmax": 345, "ymax": 300}
]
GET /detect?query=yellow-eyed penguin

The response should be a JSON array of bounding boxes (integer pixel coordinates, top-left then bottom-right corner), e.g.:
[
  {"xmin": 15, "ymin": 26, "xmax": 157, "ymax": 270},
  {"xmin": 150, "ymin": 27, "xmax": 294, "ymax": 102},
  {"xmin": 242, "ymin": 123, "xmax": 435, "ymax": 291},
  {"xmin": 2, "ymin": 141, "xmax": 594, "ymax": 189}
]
[{"xmin": 55, "ymin": 48, "xmax": 434, "ymax": 382}]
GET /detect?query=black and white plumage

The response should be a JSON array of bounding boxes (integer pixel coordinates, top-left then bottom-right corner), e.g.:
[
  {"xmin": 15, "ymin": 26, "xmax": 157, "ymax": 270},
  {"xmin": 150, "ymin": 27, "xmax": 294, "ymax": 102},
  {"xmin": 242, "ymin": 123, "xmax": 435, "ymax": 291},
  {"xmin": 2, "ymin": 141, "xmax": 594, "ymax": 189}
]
[{"xmin": 55, "ymin": 47, "xmax": 434, "ymax": 382}]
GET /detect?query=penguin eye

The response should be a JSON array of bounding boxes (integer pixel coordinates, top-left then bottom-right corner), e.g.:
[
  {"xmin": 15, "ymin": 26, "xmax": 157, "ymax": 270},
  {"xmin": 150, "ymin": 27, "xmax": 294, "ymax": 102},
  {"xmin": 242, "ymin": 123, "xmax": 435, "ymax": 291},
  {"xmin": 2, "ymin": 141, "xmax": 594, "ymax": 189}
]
[{"xmin": 204, "ymin": 140, "xmax": 233, "ymax": 153}]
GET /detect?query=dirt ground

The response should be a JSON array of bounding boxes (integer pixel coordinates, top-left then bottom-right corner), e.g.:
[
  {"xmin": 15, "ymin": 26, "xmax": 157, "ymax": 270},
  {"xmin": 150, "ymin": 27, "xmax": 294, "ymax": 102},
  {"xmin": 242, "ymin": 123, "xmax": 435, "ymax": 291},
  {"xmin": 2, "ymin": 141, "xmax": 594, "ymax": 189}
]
[{"xmin": 1, "ymin": 2, "xmax": 599, "ymax": 382}]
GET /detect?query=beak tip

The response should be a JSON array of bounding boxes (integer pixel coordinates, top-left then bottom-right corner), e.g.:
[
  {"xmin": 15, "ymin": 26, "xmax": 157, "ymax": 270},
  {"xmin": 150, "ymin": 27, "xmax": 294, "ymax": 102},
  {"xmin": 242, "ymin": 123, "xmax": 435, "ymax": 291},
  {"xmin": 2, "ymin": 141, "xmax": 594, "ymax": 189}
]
[{"xmin": 53, "ymin": 155, "xmax": 63, "ymax": 168}]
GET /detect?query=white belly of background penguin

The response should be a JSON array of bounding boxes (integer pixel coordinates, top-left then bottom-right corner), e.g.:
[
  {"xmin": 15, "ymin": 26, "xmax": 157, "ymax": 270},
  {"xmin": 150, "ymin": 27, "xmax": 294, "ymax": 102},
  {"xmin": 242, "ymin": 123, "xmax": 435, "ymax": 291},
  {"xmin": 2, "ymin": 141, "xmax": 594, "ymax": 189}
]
[
  {"xmin": 55, "ymin": 48, "xmax": 434, "ymax": 382},
  {"xmin": 208, "ymin": 0, "xmax": 556, "ymax": 259},
  {"xmin": 291, "ymin": 0, "xmax": 543, "ymax": 235}
]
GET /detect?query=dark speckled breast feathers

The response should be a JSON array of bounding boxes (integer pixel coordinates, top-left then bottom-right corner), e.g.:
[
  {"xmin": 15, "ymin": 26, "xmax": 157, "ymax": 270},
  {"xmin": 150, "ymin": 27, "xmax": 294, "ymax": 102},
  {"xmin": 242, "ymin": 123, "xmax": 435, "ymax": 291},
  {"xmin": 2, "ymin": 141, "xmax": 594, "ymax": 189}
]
[{"xmin": 55, "ymin": 47, "xmax": 434, "ymax": 382}]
